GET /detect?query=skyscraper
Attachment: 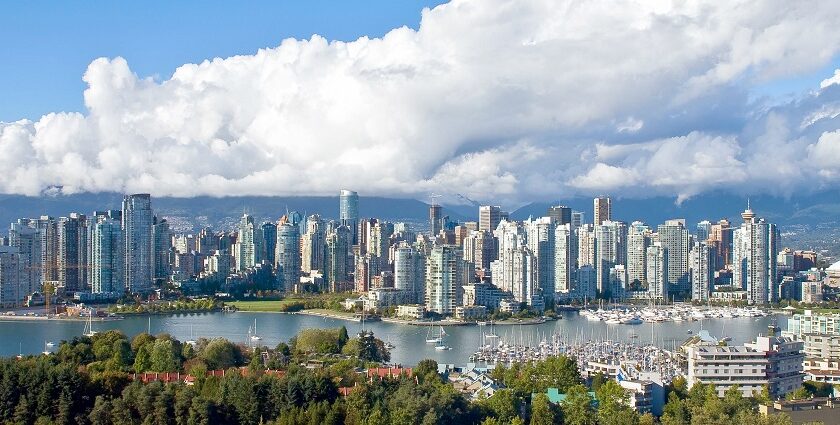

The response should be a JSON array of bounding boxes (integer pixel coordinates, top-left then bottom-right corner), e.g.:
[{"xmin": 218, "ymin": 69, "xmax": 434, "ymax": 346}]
[
  {"xmin": 658, "ymin": 219, "xmax": 691, "ymax": 298},
  {"xmin": 571, "ymin": 211, "xmax": 584, "ymax": 228},
  {"xmin": 547, "ymin": 205, "xmax": 572, "ymax": 225},
  {"xmin": 627, "ymin": 222, "xmax": 650, "ymax": 291},
  {"xmin": 491, "ymin": 220, "xmax": 541, "ymax": 308},
  {"xmin": 260, "ymin": 222, "xmax": 277, "ymax": 266},
  {"xmin": 9, "ymin": 222, "xmax": 41, "ymax": 298},
  {"xmin": 429, "ymin": 204, "xmax": 442, "ymax": 236},
  {"xmin": 58, "ymin": 213, "xmax": 87, "ymax": 293},
  {"xmin": 89, "ymin": 213, "xmax": 124, "ymax": 294},
  {"xmin": 463, "ymin": 230, "xmax": 495, "ymax": 273},
  {"xmin": 276, "ymin": 218, "xmax": 301, "ymax": 292},
  {"xmin": 394, "ymin": 242, "xmax": 426, "ymax": 303},
  {"xmin": 301, "ymin": 215, "xmax": 325, "ymax": 273},
  {"xmin": 696, "ymin": 220, "xmax": 712, "ymax": 242},
  {"xmin": 577, "ymin": 224, "xmax": 596, "ymax": 268},
  {"xmin": 425, "ymin": 245, "xmax": 466, "ymax": 315},
  {"xmin": 479, "ymin": 205, "xmax": 503, "ymax": 232},
  {"xmin": 690, "ymin": 241, "xmax": 713, "ymax": 302},
  {"xmin": 525, "ymin": 216, "xmax": 555, "ymax": 298},
  {"xmin": 709, "ymin": 219, "xmax": 733, "ymax": 269},
  {"xmin": 122, "ymin": 194, "xmax": 153, "ymax": 293},
  {"xmin": 339, "ymin": 190, "xmax": 359, "ymax": 245},
  {"xmin": 33, "ymin": 216, "xmax": 59, "ymax": 284},
  {"xmin": 152, "ymin": 216, "xmax": 171, "ymax": 284},
  {"xmin": 235, "ymin": 214, "xmax": 256, "ymax": 271},
  {"xmin": 646, "ymin": 244, "xmax": 667, "ymax": 300},
  {"xmin": 0, "ymin": 246, "xmax": 21, "ymax": 307},
  {"xmin": 593, "ymin": 196, "xmax": 611, "ymax": 225},
  {"xmin": 732, "ymin": 207, "xmax": 778, "ymax": 304},
  {"xmin": 595, "ymin": 220, "xmax": 627, "ymax": 298},
  {"xmin": 325, "ymin": 224, "xmax": 352, "ymax": 289},
  {"xmin": 554, "ymin": 223, "xmax": 577, "ymax": 294}
]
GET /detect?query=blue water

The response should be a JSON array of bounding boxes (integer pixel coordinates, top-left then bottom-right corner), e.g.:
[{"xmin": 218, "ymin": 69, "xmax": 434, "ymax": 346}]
[{"xmin": 0, "ymin": 311, "xmax": 786, "ymax": 366}]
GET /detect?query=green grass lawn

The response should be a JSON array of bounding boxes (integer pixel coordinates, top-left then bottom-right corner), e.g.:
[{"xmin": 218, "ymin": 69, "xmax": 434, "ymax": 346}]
[{"xmin": 227, "ymin": 300, "xmax": 298, "ymax": 312}]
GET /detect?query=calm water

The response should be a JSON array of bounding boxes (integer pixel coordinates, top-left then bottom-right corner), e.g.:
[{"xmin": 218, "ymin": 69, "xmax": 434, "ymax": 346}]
[{"xmin": 0, "ymin": 312, "xmax": 786, "ymax": 366}]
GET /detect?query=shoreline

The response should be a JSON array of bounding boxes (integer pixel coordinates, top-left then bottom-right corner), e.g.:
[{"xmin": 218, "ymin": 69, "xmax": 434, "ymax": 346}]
[
  {"xmin": 297, "ymin": 309, "xmax": 548, "ymax": 326},
  {"xmin": 0, "ymin": 315, "xmax": 123, "ymax": 323}
]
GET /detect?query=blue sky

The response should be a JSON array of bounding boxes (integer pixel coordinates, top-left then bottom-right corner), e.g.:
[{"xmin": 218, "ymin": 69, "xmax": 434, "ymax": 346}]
[
  {"xmin": 0, "ymin": 0, "xmax": 446, "ymax": 121},
  {"xmin": 1, "ymin": 1, "xmax": 839, "ymax": 202}
]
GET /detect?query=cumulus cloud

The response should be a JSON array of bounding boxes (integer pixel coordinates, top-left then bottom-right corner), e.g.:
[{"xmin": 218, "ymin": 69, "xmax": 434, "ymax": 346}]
[{"xmin": 2, "ymin": 0, "xmax": 840, "ymax": 205}]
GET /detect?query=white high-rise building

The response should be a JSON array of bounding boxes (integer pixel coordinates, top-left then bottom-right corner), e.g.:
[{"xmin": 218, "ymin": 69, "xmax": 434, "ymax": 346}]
[
  {"xmin": 576, "ymin": 265, "xmax": 597, "ymax": 300},
  {"xmin": 554, "ymin": 224, "xmax": 577, "ymax": 294},
  {"xmin": 627, "ymin": 222, "xmax": 650, "ymax": 291},
  {"xmin": 646, "ymin": 244, "xmax": 667, "ymax": 300},
  {"xmin": 732, "ymin": 207, "xmax": 778, "ymax": 304},
  {"xmin": 276, "ymin": 219, "xmax": 301, "ymax": 292},
  {"xmin": 301, "ymin": 215, "xmax": 325, "ymax": 273},
  {"xmin": 577, "ymin": 224, "xmax": 596, "ymax": 268},
  {"xmin": 425, "ymin": 245, "xmax": 466, "ymax": 315},
  {"xmin": 463, "ymin": 230, "xmax": 495, "ymax": 272},
  {"xmin": 657, "ymin": 219, "xmax": 690, "ymax": 298},
  {"xmin": 690, "ymin": 241, "xmax": 713, "ymax": 302},
  {"xmin": 595, "ymin": 220, "xmax": 627, "ymax": 298},
  {"xmin": 525, "ymin": 217, "xmax": 555, "ymax": 298},
  {"xmin": 122, "ymin": 194, "xmax": 153, "ymax": 293},
  {"xmin": 491, "ymin": 220, "xmax": 540, "ymax": 307},
  {"xmin": 236, "ymin": 214, "xmax": 256, "ymax": 271},
  {"xmin": 0, "ymin": 246, "xmax": 21, "ymax": 307},
  {"xmin": 9, "ymin": 222, "xmax": 41, "ymax": 298},
  {"xmin": 394, "ymin": 242, "xmax": 426, "ymax": 303}
]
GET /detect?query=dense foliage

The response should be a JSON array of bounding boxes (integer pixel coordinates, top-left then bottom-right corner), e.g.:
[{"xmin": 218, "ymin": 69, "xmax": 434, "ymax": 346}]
[{"xmin": 0, "ymin": 330, "xmax": 807, "ymax": 425}]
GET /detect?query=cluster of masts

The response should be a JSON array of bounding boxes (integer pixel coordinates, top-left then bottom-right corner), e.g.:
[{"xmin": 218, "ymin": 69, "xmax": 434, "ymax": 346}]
[{"xmin": 580, "ymin": 304, "xmax": 768, "ymax": 325}]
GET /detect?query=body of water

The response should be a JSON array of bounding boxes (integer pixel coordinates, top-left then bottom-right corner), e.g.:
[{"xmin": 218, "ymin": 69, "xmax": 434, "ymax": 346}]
[{"xmin": 0, "ymin": 311, "xmax": 786, "ymax": 366}]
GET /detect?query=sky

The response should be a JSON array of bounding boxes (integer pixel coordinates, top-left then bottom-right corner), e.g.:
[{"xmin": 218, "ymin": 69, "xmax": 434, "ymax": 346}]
[{"xmin": 2, "ymin": 0, "xmax": 840, "ymax": 205}]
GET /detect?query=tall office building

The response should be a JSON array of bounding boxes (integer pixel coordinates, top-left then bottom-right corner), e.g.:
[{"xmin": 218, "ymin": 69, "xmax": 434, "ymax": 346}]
[
  {"xmin": 732, "ymin": 207, "xmax": 778, "ymax": 304},
  {"xmin": 595, "ymin": 220, "xmax": 627, "ymax": 298},
  {"xmin": 658, "ymin": 219, "xmax": 691, "ymax": 298},
  {"xmin": 479, "ymin": 206, "xmax": 503, "ymax": 232},
  {"xmin": 571, "ymin": 212, "xmax": 584, "ymax": 228},
  {"xmin": 57, "ymin": 214, "xmax": 87, "ymax": 293},
  {"xmin": 0, "ymin": 246, "xmax": 21, "ymax": 307},
  {"xmin": 89, "ymin": 214, "xmax": 124, "ymax": 294},
  {"xmin": 301, "ymin": 215, "xmax": 326, "ymax": 273},
  {"xmin": 260, "ymin": 222, "xmax": 277, "ymax": 266},
  {"xmin": 324, "ymin": 224, "xmax": 352, "ymax": 288},
  {"xmin": 276, "ymin": 218, "xmax": 301, "ymax": 292},
  {"xmin": 366, "ymin": 219, "xmax": 393, "ymax": 261},
  {"xmin": 9, "ymin": 222, "xmax": 41, "ymax": 298},
  {"xmin": 429, "ymin": 204, "xmax": 442, "ymax": 236},
  {"xmin": 235, "ymin": 214, "xmax": 256, "ymax": 271},
  {"xmin": 690, "ymin": 241, "xmax": 713, "ymax": 302},
  {"xmin": 122, "ymin": 194, "xmax": 153, "ymax": 293},
  {"xmin": 425, "ymin": 245, "xmax": 467, "ymax": 315},
  {"xmin": 525, "ymin": 216, "xmax": 555, "ymax": 297},
  {"xmin": 547, "ymin": 206, "xmax": 572, "ymax": 225},
  {"xmin": 627, "ymin": 222, "xmax": 650, "ymax": 291},
  {"xmin": 554, "ymin": 224, "xmax": 577, "ymax": 294},
  {"xmin": 696, "ymin": 220, "xmax": 712, "ymax": 242},
  {"xmin": 339, "ymin": 190, "xmax": 359, "ymax": 246},
  {"xmin": 646, "ymin": 244, "xmax": 667, "ymax": 300},
  {"xmin": 196, "ymin": 227, "xmax": 217, "ymax": 254},
  {"xmin": 593, "ymin": 196, "xmax": 611, "ymax": 225},
  {"xmin": 394, "ymin": 242, "xmax": 426, "ymax": 303}
]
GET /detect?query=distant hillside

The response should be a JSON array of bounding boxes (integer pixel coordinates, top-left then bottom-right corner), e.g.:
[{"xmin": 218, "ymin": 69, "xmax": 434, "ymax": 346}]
[{"xmin": 0, "ymin": 193, "xmax": 470, "ymax": 232}]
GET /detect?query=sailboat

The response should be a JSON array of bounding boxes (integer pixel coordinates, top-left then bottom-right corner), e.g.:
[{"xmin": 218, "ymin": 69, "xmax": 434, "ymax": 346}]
[
  {"xmin": 186, "ymin": 324, "xmax": 197, "ymax": 346},
  {"xmin": 250, "ymin": 318, "xmax": 262, "ymax": 341},
  {"xmin": 42, "ymin": 341, "xmax": 52, "ymax": 355},
  {"xmin": 425, "ymin": 325, "xmax": 445, "ymax": 344},
  {"xmin": 83, "ymin": 310, "xmax": 97, "ymax": 337}
]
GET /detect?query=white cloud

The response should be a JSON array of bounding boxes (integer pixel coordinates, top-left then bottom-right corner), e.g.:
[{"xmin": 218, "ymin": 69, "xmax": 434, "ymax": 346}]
[
  {"xmin": 2, "ymin": 0, "xmax": 840, "ymax": 204},
  {"xmin": 820, "ymin": 69, "xmax": 840, "ymax": 89}
]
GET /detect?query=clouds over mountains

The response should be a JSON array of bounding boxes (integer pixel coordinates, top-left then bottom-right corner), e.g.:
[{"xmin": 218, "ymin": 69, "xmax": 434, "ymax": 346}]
[{"xmin": 1, "ymin": 0, "xmax": 840, "ymax": 204}]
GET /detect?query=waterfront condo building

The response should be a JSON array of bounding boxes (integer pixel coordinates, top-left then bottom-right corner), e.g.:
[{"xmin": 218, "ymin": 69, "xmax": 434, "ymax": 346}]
[
  {"xmin": 122, "ymin": 194, "xmax": 153, "ymax": 293},
  {"xmin": 686, "ymin": 336, "xmax": 804, "ymax": 398}
]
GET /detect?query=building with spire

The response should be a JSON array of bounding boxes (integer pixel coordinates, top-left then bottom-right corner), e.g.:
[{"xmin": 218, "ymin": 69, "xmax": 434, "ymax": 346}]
[{"xmin": 732, "ymin": 205, "xmax": 778, "ymax": 304}]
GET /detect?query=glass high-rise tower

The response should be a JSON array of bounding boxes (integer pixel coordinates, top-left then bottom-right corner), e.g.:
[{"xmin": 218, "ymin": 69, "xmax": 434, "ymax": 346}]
[
  {"xmin": 122, "ymin": 194, "xmax": 153, "ymax": 293},
  {"xmin": 339, "ymin": 190, "xmax": 359, "ymax": 245}
]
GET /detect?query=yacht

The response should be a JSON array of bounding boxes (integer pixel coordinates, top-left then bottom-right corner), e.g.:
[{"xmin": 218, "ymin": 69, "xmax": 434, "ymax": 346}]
[
  {"xmin": 250, "ymin": 319, "xmax": 262, "ymax": 341},
  {"xmin": 83, "ymin": 310, "xmax": 97, "ymax": 337},
  {"xmin": 426, "ymin": 325, "xmax": 445, "ymax": 344}
]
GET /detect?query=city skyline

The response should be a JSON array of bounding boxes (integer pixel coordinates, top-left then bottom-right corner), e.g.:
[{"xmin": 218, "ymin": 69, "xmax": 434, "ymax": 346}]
[{"xmin": 1, "ymin": 0, "xmax": 839, "ymax": 204}]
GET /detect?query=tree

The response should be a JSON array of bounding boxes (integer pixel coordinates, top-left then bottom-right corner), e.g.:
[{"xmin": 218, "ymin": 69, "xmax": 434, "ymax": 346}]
[
  {"xmin": 134, "ymin": 344, "xmax": 152, "ymax": 373},
  {"xmin": 596, "ymin": 380, "xmax": 636, "ymax": 425},
  {"xmin": 150, "ymin": 339, "xmax": 180, "ymax": 372},
  {"xmin": 530, "ymin": 393, "xmax": 557, "ymax": 425},
  {"xmin": 200, "ymin": 339, "xmax": 241, "ymax": 370},
  {"xmin": 661, "ymin": 392, "xmax": 689, "ymax": 425},
  {"xmin": 415, "ymin": 359, "xmax": 440, "ymax": 383},
  {"xmin": 561, "ymin": 385, "xmax": 594, "ymax": 425}
]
